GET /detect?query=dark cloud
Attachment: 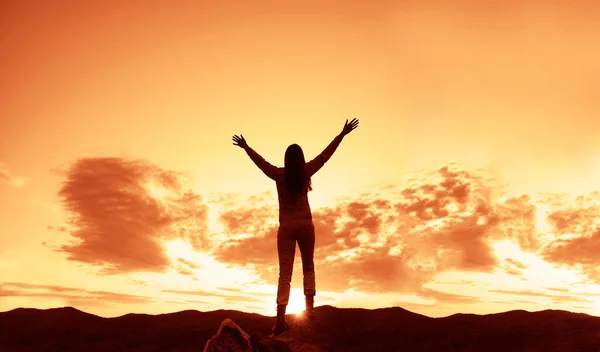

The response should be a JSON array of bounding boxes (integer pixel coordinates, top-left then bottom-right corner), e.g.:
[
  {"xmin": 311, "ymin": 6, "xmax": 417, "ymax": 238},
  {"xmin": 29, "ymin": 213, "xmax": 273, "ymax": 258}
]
[{"xmin": 54, "ymin": 157, "xmax": 209, "ymax": 274}]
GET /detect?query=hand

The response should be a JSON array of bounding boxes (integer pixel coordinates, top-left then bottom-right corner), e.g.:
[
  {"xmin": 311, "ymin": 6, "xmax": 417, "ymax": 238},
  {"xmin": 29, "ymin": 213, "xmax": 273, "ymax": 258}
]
[
  {"xmin": 232, "ymin": 134, "xmax": 248, "ymax": 148},
  {"xmin": 341, "ymin": 118, "xmax": 359, "ymax": 136}
]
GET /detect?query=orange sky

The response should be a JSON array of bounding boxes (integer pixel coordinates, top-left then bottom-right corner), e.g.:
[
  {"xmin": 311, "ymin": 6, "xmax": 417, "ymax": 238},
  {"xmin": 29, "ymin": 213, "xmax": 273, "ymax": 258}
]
[{"xmin": 2, "ymin": 0, "xmax": 600, "ymax": 318}]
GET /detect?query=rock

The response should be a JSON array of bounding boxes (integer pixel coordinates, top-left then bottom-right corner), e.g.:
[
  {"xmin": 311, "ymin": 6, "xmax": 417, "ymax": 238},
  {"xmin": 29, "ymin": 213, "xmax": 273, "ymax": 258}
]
[
  {"xmin": 250, "ymin": 333, "xmax": 294, "ymax": 352},
  {"xmin": 202, "ymin": 318, "xmax": 253, "ymax": 352},
  {"xmin": 203, "ymin": 317, "xmax": 326, "ymax": 352}
]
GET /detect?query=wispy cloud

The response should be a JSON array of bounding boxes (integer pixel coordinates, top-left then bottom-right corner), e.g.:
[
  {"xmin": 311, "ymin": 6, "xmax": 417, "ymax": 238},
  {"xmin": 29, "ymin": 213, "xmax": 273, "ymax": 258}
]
[
  {"xmin": 162, "ymin": 289, "xmax": 265, "ymax": 303},
  {"xmin": 419, "ymin": 287, "xmax": 480, "ymax": 304},
  {"xmin": 503, "ymin": 258, "xmax": 528, "ymax": 276},
  {"xmin": 490, "ymin": 289, "xmax": 594, "ymax": 304},
  {"xmin": 0, "ymin": 282, "xmax": 154, "ymax": 306},
  {"xmin": 0, "ymin": 164, "xmax": 25, "ymax": 188}
]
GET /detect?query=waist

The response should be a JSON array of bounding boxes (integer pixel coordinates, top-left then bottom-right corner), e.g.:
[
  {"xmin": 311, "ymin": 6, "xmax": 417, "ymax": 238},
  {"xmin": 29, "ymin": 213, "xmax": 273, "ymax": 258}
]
[{"xmin": 279, "ymin": 217, "xmax": 313, "ymax": 227}]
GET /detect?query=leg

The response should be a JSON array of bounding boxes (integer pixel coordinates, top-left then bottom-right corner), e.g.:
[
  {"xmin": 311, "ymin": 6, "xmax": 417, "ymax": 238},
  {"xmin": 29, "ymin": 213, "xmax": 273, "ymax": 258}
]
[
  {"xmin": 276, "ymin": 225, "xmax": 296, "ymax": 307},
  {"xmin": 297, "ymin": 223, "xmax": 316, "ymax": 298},
  {"xmin": 274, "ymin": 225, "xmax": 296, "ymax": 334}
]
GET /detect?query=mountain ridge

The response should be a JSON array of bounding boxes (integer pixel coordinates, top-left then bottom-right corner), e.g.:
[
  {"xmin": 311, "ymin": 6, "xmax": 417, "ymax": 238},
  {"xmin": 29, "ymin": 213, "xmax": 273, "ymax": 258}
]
[{"xmin": 2, "ymin": 305, "xmax": 600, "ymax": 351}]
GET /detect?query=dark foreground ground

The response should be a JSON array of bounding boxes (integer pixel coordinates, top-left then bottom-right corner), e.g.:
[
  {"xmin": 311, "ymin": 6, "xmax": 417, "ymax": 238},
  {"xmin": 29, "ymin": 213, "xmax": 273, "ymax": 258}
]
[{"xmin": 1, "ymin": 305, "xmax": 600, "ymax": 352}]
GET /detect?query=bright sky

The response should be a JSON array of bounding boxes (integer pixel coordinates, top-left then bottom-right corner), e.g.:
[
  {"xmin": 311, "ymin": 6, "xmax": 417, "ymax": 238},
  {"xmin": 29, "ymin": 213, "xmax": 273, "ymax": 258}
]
[{"xmin": 2, "ymin": 0, "xmax": 600, "ymax": 318}]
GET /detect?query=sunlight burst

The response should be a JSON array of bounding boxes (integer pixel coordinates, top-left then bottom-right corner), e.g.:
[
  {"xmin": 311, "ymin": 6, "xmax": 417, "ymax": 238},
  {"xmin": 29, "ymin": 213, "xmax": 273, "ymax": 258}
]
[{"xmin": 286, "ymin": 292, "xmax": 306, "ymax": 315}]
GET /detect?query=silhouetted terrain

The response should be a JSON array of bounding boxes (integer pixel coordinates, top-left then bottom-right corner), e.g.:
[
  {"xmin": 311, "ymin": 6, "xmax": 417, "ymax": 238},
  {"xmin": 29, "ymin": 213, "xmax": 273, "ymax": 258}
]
[{"xmin": 1, "ymin": 305, "xmax": 600, "ymax": 351}]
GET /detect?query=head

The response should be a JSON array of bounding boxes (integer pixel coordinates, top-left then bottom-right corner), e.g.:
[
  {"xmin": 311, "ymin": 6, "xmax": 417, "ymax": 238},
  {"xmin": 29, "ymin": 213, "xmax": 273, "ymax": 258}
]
[{"xmin": 284, "ymin": 144, "xmax": 312, "ymax": 194}]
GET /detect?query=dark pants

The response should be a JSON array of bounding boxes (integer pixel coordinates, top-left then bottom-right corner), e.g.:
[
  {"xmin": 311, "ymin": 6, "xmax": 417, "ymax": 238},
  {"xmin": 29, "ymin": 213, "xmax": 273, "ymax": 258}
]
[{"xmin": 276, "ymin": 221, "xmax": 316, "ymax": 306}]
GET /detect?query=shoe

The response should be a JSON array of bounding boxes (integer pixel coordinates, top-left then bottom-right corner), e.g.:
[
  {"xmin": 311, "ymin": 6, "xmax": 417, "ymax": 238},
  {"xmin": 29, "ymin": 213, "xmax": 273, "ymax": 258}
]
[
  {"xmin": 273, "ymin": 304, "xmax": 287, "ymax": 335},
  {"xmin": 273, "ymin": 321, "xmax": 288, "ymax": 335}
]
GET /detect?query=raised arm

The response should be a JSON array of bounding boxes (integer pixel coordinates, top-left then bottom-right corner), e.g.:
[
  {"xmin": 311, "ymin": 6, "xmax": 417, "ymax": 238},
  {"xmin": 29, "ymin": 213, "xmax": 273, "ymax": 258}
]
[
  {"xmin": 305, "ymin": 118, "xmax": 359, "ymax": 177},
  {"xmin": 232, "ymin": 134, "xmax": 280, "ymax": 180}
]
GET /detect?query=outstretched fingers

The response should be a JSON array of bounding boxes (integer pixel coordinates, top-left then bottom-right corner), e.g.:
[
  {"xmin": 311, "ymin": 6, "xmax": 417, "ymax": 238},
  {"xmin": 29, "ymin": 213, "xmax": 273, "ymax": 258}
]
[
  {"xmin": 232, "ymin": 134, "xmax": 247, "ymax": 147},
  {"xmin": 344, "ymin": 118, "xmax": 359, "ymax": 133}
]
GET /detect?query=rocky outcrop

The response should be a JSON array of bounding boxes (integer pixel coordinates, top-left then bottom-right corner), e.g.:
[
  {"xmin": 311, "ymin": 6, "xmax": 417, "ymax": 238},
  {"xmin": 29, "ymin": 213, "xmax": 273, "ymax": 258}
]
[
  {"xmin": 203, "ymin": 316, "xmax": 325, "ymax": 352},
  {"xmin": 202, "ymin": 318, "xmax": 254, "ymax": 352}
]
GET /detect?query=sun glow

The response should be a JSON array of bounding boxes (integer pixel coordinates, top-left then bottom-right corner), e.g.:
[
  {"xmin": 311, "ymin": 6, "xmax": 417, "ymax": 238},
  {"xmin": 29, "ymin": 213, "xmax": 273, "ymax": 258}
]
[
  {"xmin": 164, "ymin": 239, "xmax": 197, "ymax": 261},
  {"xmin": 285, "ymin": 291, "xmax": 307, "ymax": 315},
  {"xmin": 592, "ymin": 299, "xmax": 600, "ymax": 316}
]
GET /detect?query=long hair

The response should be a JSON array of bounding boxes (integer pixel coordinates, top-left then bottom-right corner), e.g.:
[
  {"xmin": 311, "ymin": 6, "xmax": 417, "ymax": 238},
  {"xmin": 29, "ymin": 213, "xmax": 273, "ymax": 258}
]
[{"xmin": 284, "ymin": 144, "xmax": 312, "ymax": 194}]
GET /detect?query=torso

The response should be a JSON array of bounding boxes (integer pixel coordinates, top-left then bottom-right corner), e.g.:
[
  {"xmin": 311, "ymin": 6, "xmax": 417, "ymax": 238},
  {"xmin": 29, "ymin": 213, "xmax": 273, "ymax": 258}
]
[{"xmin": 273, "ymin": 169, "xmax": 313, "ymax": 225}]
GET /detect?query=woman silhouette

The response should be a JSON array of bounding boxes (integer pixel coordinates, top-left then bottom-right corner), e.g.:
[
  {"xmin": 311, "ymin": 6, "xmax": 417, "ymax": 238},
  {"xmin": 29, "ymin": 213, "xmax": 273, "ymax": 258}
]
[{"xmin": 232, "ymin": 118, "xmax": 359, "ymax": 335}]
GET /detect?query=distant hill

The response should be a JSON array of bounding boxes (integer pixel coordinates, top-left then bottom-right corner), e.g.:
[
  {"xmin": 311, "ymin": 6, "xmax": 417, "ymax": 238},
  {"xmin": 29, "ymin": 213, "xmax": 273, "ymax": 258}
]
[{"xmin": 1, "ymin": 305, "xmax": 599, "ymax": 351}]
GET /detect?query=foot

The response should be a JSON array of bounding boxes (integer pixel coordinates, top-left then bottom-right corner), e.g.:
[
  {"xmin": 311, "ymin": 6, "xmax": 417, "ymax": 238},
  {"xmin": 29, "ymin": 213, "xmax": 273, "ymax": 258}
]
[
  {"xmin": 305, "ymin": 294, "xmax": 315, "ymax": 321},
  {"xmin": 272, "ymin": 320, "xmax": 288, "ymax": 336}
]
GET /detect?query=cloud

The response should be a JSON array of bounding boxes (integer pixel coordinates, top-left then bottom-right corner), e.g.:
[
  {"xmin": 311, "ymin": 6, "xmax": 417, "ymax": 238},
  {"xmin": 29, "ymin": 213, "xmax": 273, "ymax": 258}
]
[
  {"xmin": 493, "ymin": 194, "xmax": 541, "ymax": 252},
  {"xmin": 162, "ymin": 289, "xmax": 265, "ymax": 303},
  {"xmin": 418, "ymin": 287, "xmax": 479, "ymax": 304},
  {"xmin": 0, "ymin": 282, "xmax": 153, "ymax": 306},
  {"xmin": 489, "ymin": 289, "xmax": 593, "ymax": 304},
  {"xmin": 0, "ymin": 165, "xmax": 25, "ymax": 188},
  {"xmin": 211, "ymin": 224, "xmax": 279, "ymax": 267},
  {"xmin": 210, "ymin": 163, "xmax": 517, "ymax": 294},
  {"xmin": 503, "ymin": 258, "xmax": 528, "ymax": 276},
  {"xmin": 544, "ymin": 287, "xmax": 600, "ymax": 298},
  {"xmin": 505, "ymin": 258, "xmax": 527, "ymax": 270},
  {"xmin": 173, "ymin": 258, "xmax": 201, "ymax": 276},
  {"xmin": 243, "ymin": 305, "xmax": 267, "ymax": 311},
  {"xmin": 513, "ymin": 300, "xmax": 539, "ymax": 305},
  {"xmin": 47, "ymin": 157, "xmax": 600, "ymax": 305},
  {"xmin": 215, "ymin": 287, "xmax": 273, "ymax": 297},
  {"xmin": 539, "ymin": 192, "xmax": 600, "ymax": 283},
  {"xmin": 316, "ymin": 295, "xmax": 337, "ymax": 302},
  {"xmin": 54, "ymin": 157, "xmax": 210, "ymax": 274}
]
